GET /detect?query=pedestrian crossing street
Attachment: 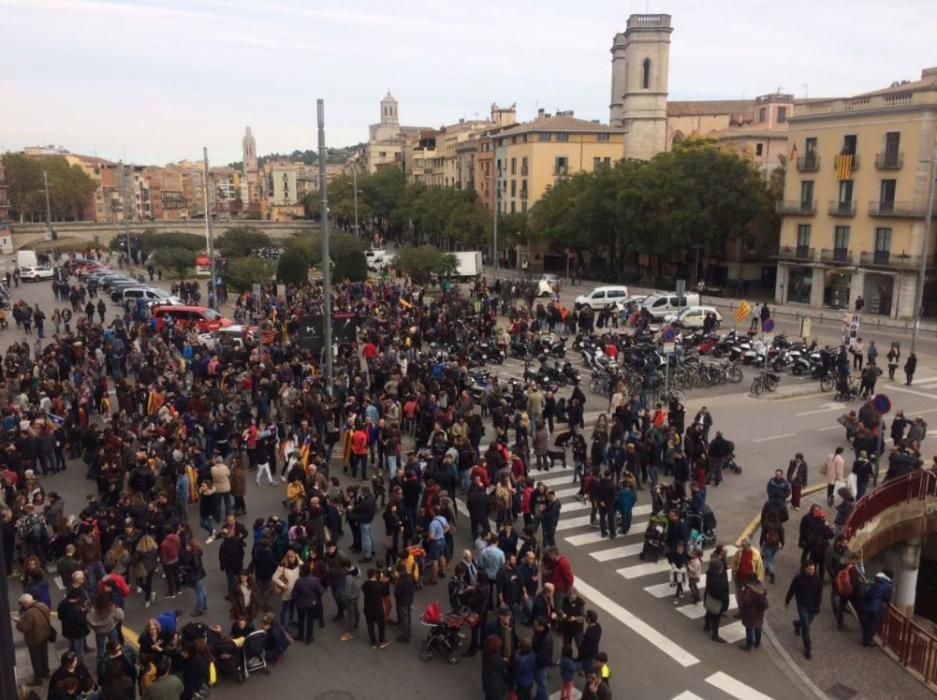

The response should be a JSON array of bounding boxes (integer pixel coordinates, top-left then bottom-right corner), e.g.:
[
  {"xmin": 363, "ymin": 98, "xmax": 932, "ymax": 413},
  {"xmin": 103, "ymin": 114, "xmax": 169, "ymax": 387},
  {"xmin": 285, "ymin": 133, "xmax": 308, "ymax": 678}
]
[
  {"xmin": 531, "ymin": 463, "xmax": 753, "ymax": 658},
  {"xmin": 549, "ymin": 669, "xmax": 773, "ymax": 700}
]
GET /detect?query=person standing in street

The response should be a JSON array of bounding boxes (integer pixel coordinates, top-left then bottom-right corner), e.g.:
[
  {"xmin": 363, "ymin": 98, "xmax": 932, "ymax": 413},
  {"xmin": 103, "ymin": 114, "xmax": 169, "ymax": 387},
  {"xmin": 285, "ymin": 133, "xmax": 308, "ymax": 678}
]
[
  {"xmin": 785, "ymin": 561, "xmax": 822, "ymax": 659},
  {"xmin": 824, "ymin": 447, "xmax": 845, "ymax": 506},
  {"xmin": 886, "ymin": 343, "xmax": 900, "ymax": 380},
  {"xmin": 738, "ymin": 571, "xmax": 768, "ymax": 651},
  {"xmin": 862, "ymin": 569, "xmax": 894, "ymax": 647},
  {"xmin": 531, "ymin": 616, "xmax": 554, "ymax": 700},
  {"xmin": 703, "ymin": 557, "xmax": 730, "ymax": 643},
  {"xmin": 361, "ymin": 568, "xmax": 390, "ymax": 649},
  {"xmin": 904, "ymin": 352, "xmax": 917, "ymax": 385},
  {"xmin": 393, "ymin": 561, "xmax": 416, "ymax": 643},
  {"xmin": 787, "ymin": 453, "xmax": 808, "ymax": 511},
  {"xmin": 16, "ymin": 593, "xmax": 53, "ymax": 685}
]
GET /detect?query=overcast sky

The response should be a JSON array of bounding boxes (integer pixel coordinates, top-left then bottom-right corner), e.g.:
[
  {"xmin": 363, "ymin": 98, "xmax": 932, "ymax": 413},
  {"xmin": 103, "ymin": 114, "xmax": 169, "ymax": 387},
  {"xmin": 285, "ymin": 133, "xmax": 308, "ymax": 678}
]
[{"xmin": 4, "ymin": 0, "xmax": 937, "ymax": 165}]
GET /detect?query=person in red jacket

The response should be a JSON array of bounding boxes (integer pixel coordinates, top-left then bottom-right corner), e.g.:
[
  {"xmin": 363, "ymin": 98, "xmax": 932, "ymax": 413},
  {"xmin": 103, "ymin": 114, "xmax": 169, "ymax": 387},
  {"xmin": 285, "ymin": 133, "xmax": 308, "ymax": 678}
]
[
  {"xmin": 544, "ymin": 547, "xmax": 575, "ymax": 611},
  {"xmin": 160, "ymin": 528, "xmax": 182, "ymax": 599},
  {"xmin": 351, "ymin": 423, "xmax": 369, "ymax": 480}
]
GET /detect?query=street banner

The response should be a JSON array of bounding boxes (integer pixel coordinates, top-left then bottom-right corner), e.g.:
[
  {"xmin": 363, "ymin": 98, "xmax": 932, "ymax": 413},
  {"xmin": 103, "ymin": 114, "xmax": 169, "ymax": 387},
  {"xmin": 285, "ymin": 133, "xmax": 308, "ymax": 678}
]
[{"xmin": 735, "ymin": 300, "xmax": 752, "ymax": 322}]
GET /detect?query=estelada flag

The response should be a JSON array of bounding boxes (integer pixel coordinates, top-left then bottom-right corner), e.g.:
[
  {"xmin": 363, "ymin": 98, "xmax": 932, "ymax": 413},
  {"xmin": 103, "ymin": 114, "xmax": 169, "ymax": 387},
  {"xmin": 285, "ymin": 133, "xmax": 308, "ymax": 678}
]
[{"xmin": 735, "ymin": 300, "xmax": 752, "ymax": 322}]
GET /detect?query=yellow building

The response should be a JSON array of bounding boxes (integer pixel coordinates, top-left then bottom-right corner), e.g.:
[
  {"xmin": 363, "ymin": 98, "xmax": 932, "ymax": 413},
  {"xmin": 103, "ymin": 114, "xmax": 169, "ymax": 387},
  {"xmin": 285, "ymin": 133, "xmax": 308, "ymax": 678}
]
[
  {"xmin": 775, "ymin": 67, "xmax": 937, "ymax": 319},
  {"xmin": 492, "ymin": 111, "xmax": 625, "ymax": 215}
]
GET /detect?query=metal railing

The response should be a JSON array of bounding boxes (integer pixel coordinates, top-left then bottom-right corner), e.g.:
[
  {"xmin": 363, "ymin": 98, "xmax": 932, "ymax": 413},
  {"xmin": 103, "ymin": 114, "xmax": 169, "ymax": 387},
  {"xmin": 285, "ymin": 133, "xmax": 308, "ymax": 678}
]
[
  {"xmin": 843, "ymin": 470, "xmax": 937, "ymax": 686},
  {"xmin": 796, "ymin": 155, "xmax": 820, "ymax": 172},
  {"xmin": 820, "ymin": 248, "xmax": 852, "ymax": 264},
  {"xmin": 858, "ymin": 251, "xmax": 920, "ymax": 269},
  {"xmin": 828, "ymin": 200, "xmax": 857, "ymax": 216},
  {"xmin": 776, "ymin": 200, "xmax": 816, "ymax": 215},
  {"xmin": 776, "ymin": 245, "xmax": 815, "ymax": 261},
  {"xmin": 875, "ymin": 152, "xmax": 904, "ymax": 170},
  {"xmin": 868, "ymin": 200, "xmax": 928, "ymax": 218}
]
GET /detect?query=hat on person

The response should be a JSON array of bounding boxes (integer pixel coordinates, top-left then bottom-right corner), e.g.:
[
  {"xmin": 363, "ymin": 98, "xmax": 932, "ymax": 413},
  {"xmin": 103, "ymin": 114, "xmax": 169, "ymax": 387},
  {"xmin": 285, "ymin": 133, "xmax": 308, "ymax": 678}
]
[{"xmin": 18, "ymin": 594, "xmax": 34, "ymax": 607}]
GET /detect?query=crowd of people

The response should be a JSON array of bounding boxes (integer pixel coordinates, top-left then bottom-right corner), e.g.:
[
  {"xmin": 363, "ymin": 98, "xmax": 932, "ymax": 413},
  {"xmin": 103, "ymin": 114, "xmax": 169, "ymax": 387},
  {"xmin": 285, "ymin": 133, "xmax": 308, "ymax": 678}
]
[{"xmin": 2, "ymin": 251, "xmax": 935, "ymax": 700}]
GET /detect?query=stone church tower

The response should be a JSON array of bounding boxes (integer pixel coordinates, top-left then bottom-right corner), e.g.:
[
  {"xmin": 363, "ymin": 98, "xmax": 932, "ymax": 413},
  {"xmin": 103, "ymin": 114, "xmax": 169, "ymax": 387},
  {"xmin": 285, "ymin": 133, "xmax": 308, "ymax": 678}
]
[{"xmin": 609, "ymin": 14, "xmax": 673, "ymax": 161}]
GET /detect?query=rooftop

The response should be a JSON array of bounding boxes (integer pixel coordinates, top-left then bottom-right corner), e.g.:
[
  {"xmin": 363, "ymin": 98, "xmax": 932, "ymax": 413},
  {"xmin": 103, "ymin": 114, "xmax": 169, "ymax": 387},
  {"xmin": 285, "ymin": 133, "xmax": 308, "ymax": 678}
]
[
  {"xmin": 666, "ymin": 100, "xmax": 753, "ymax": 117},
  {"xmin": 496, "ymin": 113, "xmax": 623, "ymax": 137}
]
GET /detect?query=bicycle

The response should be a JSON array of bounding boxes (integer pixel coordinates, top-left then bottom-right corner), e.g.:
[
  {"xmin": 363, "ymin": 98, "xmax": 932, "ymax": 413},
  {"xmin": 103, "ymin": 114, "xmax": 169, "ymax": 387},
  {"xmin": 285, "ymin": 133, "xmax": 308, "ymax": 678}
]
[{"xmin": 750, "ymin": 370, "xmax": 780, "ymax": 396}]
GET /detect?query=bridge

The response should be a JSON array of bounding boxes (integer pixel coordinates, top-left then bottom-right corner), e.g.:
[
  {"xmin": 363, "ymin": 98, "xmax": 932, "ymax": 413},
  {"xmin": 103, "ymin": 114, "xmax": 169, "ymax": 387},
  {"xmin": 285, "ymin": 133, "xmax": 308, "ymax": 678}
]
[
  {"xmin": 844, "ymin": 469, "xmax": 937, "ymax": 686},
  {"xmin": 8, "ymin": 220, "xmax": 319, "ymax": 249}
]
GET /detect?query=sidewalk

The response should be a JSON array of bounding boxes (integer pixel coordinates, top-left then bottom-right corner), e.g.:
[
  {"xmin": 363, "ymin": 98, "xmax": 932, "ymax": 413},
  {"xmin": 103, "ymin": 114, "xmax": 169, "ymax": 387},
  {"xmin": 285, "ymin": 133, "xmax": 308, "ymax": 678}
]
[{"xmin": 749, "ymin": 488, "xmax": 934, "ymax": 700}]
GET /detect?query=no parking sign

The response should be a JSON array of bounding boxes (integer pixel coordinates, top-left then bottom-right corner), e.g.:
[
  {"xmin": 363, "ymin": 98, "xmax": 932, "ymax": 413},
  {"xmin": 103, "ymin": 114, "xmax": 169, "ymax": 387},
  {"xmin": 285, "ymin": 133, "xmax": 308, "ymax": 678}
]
[{"xmin": 662, "ymin": 327, "xmax": 676, "ymax": 355}]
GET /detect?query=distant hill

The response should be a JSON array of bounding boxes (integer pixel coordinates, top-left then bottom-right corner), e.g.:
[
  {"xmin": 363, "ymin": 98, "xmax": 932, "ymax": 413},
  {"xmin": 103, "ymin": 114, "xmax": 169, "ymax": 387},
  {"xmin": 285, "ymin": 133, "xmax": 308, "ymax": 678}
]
[{"xmin": 227, "ymin": 143, "xmax": 363, "ymax": 170}]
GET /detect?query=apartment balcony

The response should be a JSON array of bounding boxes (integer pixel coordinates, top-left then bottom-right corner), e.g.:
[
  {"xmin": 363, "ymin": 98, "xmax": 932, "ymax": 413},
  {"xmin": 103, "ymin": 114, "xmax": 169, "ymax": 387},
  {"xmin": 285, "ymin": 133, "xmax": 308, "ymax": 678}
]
[
  {"xmin": 827, "ymin": 200, "xmax": 856, "ymax": 216},
  {"xmin": 820, "ymin": 248, "xmax": 853, "ymax": 264},
  {"xmin": 834, "ymin": 153, "xmax": 860, "ymax": 173},
  {"xmin": 875, "ymin": 152, "xmax": 903, "ymax": 170},
  {"xmin": 776, "ymin": 200, "xmax": 816, "ymax": 215},
  {"xmin": 868, "ymin": 200, "xmax": 928, "ymax": 218},
  {"xmin": 858, "ymin": 251, "xmax": 921, "ymax": 270},
  {"xmin": 796, "ymin": 155, "xmax": 820, "ymax": 172},
  {"xmin": 776, "ymin": 245, "xmax": 816, "ymax": 262}
]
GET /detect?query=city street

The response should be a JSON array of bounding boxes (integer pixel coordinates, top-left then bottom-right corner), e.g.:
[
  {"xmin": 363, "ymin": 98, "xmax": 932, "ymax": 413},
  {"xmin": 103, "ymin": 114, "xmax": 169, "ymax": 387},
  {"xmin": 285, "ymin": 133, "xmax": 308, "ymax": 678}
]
[{"xmin": 5, "ymin": 270, "xmax": 936, "ymax": 700}]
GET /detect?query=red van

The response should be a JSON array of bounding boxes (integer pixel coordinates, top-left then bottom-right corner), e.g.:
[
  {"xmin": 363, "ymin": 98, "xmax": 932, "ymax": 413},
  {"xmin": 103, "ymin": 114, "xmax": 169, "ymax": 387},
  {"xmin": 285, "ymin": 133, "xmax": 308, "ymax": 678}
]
[{"xmin": 150, "ymin": 305, "xmax": 233, "ymax": 333}]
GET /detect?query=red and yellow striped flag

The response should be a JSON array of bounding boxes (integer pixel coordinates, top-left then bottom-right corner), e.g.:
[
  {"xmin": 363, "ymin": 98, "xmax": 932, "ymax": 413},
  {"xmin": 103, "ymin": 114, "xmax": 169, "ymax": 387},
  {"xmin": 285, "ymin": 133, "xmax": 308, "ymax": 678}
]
[
  {"xmin": 735, "ymin": 300, "xmax": 752, "ymax": 323},
  {"xmin": 835, "ymin": 154, "xmax": 854, "ymax": 180}
]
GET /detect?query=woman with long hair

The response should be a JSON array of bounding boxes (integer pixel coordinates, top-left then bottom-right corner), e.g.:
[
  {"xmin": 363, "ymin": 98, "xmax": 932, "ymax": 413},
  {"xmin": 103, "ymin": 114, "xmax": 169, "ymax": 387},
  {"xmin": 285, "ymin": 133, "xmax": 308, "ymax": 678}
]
[
  {"xmin": 182, "ymin": 638, "xmax": 213, "ymax": 700},
  {"xmin": 273, "ymin": 549, "xmax": 303, "ymax": 630},
  {"xmin": 132, "ymin": 533, "xmax": 159, "ymax": 608}
]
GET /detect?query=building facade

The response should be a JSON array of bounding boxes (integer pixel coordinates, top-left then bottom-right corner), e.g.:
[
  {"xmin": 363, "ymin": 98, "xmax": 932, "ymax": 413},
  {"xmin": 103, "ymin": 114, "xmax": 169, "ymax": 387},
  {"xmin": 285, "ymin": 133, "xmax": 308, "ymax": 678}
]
[
  {"xmin": 492, "ymin": 112, "xmax": 625, "ymax": 215},
  {"xmin": 0, "ymin": 158, "xmax": 9, "ymax": 223},
  {"xmin": 610, "ymin": 14, "xmax": 673, "ymax": 160},
  {"xmin": 775, "ymin": 67, "xmax": 937, "ymax": 319},
  {"xmin": 365, "ymin": 92, "xmax": 429, "ymax": 174}
]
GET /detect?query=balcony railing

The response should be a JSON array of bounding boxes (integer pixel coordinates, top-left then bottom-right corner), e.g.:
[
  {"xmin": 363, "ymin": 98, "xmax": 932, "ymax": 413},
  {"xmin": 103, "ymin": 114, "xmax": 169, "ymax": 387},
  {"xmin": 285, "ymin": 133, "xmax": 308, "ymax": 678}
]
[
  {"xmin": 776, "ymin": 245, "xmax": 815, "ymax": 261},
  {"xmin": 796, "ymin": 155, "xmax": 820, "ymax": 172},
  {"xmin": 828, "ymin": 200, "xmax": 857, "ymax": 216},
  {"xmin": 776, "ymin": 200, "xmax": 816, "ymax": 215},
  {"xmin": 820, "ymin": 248, "xmax": 853, "ymax": 264},
  {"xmin": 858, "ymin": 251, "xmax": 920, "ymax": 269},
  {"xmin": 868, "ymin": 200, "xmax": 928, "ymax": 218},
  {"xmin": 875, "ymin": 152, "xmax": 903, "ymax": 170},
  {"xmin": 554, "ymin": 166, "xmax": 568, "ymax": 176}
]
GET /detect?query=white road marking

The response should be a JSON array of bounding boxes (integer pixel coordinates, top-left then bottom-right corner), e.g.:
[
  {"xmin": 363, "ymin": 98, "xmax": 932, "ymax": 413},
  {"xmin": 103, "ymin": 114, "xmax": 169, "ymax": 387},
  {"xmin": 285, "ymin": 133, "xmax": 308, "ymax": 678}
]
[
  {"xmin": 555, "ymin": 515, "xmax": 598, "ymax": 531},
  {"xmin": 574, "ymin": 579, "xmax": 699, "ymax": 668},
  {"xmin": 671, "ymin": 693, "xmax": 704, "ymax": 700},
  {"xmin": 552, "ymin": 486, "xmax": 580, "ymax": 499},
  {"xmin": 795, "ymin": 401, "xmax": 845, "ymax": 416},
  {"xmin": 751, "ymin": 432, "xmax": 797, "ymax": 443},
  {"xmin": 891, "ymin": 386, "xmax": 937, "ymax": 401},
  {"xmin": 563, "ymin": 523, "xmax": 647, "ymax": 545},
  {"xmin": 590, "ymin": 542, "xmax": 644, "ymax": 562},
  {"xmin": 705, "ymin": 671, "xmax": 775, "ymax": 700},
  {"xmin": 676, "ymin": 594, "xmax": 737, "ymax": 619},
  {"xmin": 550, "ymin": 689, "xmax": 581, "ymax": 700},
  {"xmin": 558, "ymin": 500, "xmax": 590, "ymax": 513},
  {"xmin": 539, "ymin": 474, "xmax": 577, "ymax": 487},
  {"xmin": 817, "ymin": 425, "xmax": 840, "ymax": 432},
  {"xmin": 617, "ymin": 560, "xmax": 670, "ymax": 579},
  {"xmin": 720, "ymin": 621, "xmax": 747, "ymax": 644}
]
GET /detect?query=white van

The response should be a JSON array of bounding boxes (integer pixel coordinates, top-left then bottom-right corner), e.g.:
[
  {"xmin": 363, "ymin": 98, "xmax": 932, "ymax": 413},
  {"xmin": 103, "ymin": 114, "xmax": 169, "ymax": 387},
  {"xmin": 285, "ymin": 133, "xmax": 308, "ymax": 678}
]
[
  {"xmin": 642, "ymin": 292, "xmax": 701, "ymax": 320},
  {"xmin": 16, "ymin": 250, "xmax": 38, "ymax": 268},
  {"xmin": 574, "ymin": 285, "xmax": 629, "ymax": 310}
]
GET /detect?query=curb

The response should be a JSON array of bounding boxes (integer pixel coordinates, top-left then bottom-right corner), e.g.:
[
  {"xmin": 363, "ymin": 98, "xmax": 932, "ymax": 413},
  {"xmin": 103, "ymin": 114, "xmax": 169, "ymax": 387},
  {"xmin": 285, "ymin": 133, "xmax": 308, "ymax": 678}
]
[
  {"xmin": 734, "ymin": 483, "xmax": 827, "ymax": 546},
  {"xmin": 753, "ymin": 387, "xmax": 829, "ymax": 401}
]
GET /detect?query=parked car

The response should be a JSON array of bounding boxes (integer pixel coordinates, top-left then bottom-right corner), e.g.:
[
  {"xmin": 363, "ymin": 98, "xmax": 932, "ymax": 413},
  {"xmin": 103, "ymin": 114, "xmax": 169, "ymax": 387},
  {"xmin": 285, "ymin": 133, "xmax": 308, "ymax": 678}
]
[
  {"xmin": 642, "ymin": 292, "xmax": 702, "ymax": 321},
  {"xmin": 664, "ymin": 305, "xmax": 723, "ymax": 329},
  {"xmin": 150, "ymin": 305, "xmax": 232, "ymax": 333},
  {"xmin": 19, "ymin": 266, "xmax": 54, "ymax": 281},
  {"xmin": 574, "ymin": 285, "xmax": 629, "ymax": 310},
  {"xmin": 111, "ymin": 286, "xmax": 172, "ymax": 304},
  {"xmin": 537, "ymin": 274, "xmax": 561, "ymax": 297},
  {"xmin": 198, "ymin": 324, "xmax": 257, "ymax": 349}
]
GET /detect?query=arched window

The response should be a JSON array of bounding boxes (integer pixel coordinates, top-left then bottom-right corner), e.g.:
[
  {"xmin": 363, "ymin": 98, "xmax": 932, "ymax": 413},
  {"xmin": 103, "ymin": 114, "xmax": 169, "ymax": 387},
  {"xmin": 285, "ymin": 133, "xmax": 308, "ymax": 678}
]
[
  {"xmin": 642, "ymin": 59, "xmax": 651, "ymax": 89},
  {"xmin": 671, "ymin": 131, "xmax": 685, "ymax": 148}
]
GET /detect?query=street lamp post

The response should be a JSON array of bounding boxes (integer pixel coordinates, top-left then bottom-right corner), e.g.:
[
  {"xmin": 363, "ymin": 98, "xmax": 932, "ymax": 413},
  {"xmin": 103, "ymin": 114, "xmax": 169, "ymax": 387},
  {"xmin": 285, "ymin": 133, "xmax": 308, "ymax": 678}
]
[
  {"xmin": 491, "ymin": 158, "xmax": 499, "ymax": 274},
  {"xmin": 202, "ymin": 148, "xmax": 217, "ymax": 309},
  {"xmin": 911, "ymin": 143, "xmax": 937, "ymax": 354},
  {"xmin": 119, "ymin": 162, "xmax": 132, "ymax": 265},
  {"xmin": 352, "ymin": 166, "xmax": 359, "ymax": 240},
  {"xmin": 317, "ymin": 99, "xmax": 333, "ymax": 394},
  {"xmin": 42, "ymin": 169, "xmax": 53, "ymax": 238}
]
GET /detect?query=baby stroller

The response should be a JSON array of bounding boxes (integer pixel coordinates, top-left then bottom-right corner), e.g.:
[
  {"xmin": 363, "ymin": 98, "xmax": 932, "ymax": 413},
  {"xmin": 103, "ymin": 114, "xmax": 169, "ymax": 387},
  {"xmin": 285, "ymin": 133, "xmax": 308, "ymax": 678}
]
[
  {"xmin": 639, "ymin": 513, "xmax": 669, "ymax": 562},
  {"xmin": 241, "ymin": 630, "xmax": 270, "ymax": 679},
  {"xmin": 418, "ymin": 602, "xmax": 479, "ymax": 665},
  {"xmin": 685, "ymin": 506, "xmax": 717, "ymax": 551},
  {"xmin": 211, "ymin": 638, "xmax": 244, "ymax": 684}
]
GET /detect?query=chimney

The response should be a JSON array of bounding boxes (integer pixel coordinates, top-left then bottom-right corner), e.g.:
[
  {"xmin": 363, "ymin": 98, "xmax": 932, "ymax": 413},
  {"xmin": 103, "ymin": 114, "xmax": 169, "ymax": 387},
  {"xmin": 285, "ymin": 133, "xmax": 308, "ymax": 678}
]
[{"xmin": 537, "ymin": 108, "xmax": 545, "ymax": 119}]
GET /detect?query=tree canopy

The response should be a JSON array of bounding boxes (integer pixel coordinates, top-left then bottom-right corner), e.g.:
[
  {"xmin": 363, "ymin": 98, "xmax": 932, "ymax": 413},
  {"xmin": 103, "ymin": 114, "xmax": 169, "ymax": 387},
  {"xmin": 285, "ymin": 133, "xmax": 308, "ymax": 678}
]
[
  {"xmin": 394, "ymin": 245, "xmax": 458, "ymax": 285},
  {"xmin": 215, "ymin": 226, "xmax": 271, "ymax": 258},
  {"xmin": 2, "ymin": 153, "xmax": 96, "ymax": 222}
]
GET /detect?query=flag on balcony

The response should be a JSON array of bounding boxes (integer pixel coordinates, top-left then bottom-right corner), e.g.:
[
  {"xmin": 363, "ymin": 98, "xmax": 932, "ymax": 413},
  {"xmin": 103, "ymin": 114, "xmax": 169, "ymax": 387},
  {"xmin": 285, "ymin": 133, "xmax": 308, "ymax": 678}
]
[
  {"xmin": 836, "ymin": 154, "xmax": 854, "ymax": 180},
  {"xmin": 734, "ymin": 300, "xmax": 752, "ymax": 323},
  {"xmin": 789, "ymin": 143, "xmax": 797, "ymax": 162}
]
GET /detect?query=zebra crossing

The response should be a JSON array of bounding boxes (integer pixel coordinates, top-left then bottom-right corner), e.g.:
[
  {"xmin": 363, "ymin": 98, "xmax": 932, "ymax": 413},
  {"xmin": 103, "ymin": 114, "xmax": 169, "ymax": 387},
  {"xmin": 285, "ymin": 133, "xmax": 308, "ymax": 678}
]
[{"xmin": 532, "ymin": 464, "xmax": 750, "ymax": 647}]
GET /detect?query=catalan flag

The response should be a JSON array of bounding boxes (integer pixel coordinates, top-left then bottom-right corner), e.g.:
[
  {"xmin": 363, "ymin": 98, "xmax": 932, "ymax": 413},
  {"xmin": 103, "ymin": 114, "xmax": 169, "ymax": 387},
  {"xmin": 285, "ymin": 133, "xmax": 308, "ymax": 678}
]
[
  {"xmin": 835, "ymin": 153, "xmax": 854, "ymax": 180},
  {"xmin": 789, "ymin": 142, "xmax": 798, "ymax": 162},
  {"xmin": 146, "ymin": 390, "xmax": 164, "ymax": 416},
  {"xmin": 300, "ymin": 434, "xmax": 312, "ymax": 465},
  {"xmin": 399, "ymin": 298, "xmax": 413, "ymax": 310},
  {"xmin": 735, "ymin": 300, "xmax": 752, "ymax": 323}
]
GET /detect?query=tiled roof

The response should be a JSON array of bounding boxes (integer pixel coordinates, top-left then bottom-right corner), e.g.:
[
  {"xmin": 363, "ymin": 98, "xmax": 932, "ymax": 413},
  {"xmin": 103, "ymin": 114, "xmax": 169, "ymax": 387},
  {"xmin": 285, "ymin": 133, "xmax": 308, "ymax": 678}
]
[
  {"xmin": 666, "ymin": 100, "xmax": 753, "ymax": 117},
  {"xmin": 496, "ymin": 114, "xmax": 622, "ymax": 137}
]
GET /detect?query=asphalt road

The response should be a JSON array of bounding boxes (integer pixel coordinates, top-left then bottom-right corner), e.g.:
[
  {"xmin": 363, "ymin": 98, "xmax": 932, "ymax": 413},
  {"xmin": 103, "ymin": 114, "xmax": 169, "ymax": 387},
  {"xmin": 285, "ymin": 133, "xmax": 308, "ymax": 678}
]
[{"xmin": 6, "ymin": 269, "xmax": 936, "ymax": 699}]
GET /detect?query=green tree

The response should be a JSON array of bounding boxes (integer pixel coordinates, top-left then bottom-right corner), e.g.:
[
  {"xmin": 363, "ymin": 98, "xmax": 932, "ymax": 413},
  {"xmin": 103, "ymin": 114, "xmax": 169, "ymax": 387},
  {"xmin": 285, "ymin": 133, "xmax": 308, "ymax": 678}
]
[
  {"xmin": 137, "ymin": 231, "xmax": 204, "ymax": 257},
  {"xmin": 275, "ymin": 251, "xmax": 310, "ymax": 286},
  {"xmin": 330, "ymin": 232, "xmax": 367, "ymax": 282},
  {"xmin": 216, "ymin": 226, "xmax": 271, "ymax": 258},
  {"xmin": 394, "ymin": 245, "xmax": 457, "ymax": 284},
  {"xmin": 226, "ymin": 257, "xmax": 275, "ymax": 292},
  {"xmin": 2, "ymin": 154, "xmax": 95, "ymax": 222},
  {"xmin": 153, "ymin": 248, "xmax": 196, "ymax": 278},
  {"xmin": 285, "ymin": 234, "xmax": 323, "ymax": 267}
]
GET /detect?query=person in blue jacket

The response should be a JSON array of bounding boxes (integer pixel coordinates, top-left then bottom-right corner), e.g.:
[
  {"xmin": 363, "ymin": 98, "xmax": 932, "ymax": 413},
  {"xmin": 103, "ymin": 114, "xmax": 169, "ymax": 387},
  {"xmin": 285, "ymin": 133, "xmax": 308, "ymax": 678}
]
[{"xmin": 862, "ymin": 568, "xmax": 894, "ymax": 647}]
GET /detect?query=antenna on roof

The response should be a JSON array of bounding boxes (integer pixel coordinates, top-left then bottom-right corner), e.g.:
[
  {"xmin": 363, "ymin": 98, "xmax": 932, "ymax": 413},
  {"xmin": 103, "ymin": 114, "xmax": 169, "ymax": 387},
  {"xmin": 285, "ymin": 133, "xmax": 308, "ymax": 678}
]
[{"xmin": 802, "ymin": 83, "xmax": 808, "ymax": 98}]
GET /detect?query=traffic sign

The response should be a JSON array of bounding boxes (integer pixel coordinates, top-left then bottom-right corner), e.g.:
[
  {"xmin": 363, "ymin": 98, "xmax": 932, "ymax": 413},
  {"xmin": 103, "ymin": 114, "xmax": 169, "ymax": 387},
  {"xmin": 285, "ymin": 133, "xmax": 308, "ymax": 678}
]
[
  {"xmin": 763, "ymin": 318, "xmax": 776, "ymax": 333},
  {"xmin": 662, "ymin": 327, "xmax": 676, "ymax": 343},
  {"xmin": 873, "ymin": 394, "xmax": 892, "ymax": 415}
]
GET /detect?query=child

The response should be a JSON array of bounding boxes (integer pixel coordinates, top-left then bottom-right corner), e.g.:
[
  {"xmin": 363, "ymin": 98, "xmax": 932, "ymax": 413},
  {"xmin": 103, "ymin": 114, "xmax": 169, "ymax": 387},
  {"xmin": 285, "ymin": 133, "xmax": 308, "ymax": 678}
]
[
  {"xmin": 687, "ymin": 549, "xmax": 703, "ymax": 603},
  {"xmin": 559, "ymin": 644, "xmax": 577, "ymax": 700},
  {"xmin": 596, "ymin": 651, "xmax": 612, "ymax": 687},
  {"xmin": 668, "ymin": 541, "xmax": 688, "ymax": 603}
]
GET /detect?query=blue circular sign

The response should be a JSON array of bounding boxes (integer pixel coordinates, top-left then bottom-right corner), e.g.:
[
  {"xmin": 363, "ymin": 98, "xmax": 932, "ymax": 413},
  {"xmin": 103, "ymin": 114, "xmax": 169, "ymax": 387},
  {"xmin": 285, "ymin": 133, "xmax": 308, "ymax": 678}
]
[
  {"xmin": 662, "ymin": 328, "xmax": 676, "ymax": 342},
  {"xmin": 873, "ymin": 394, "xmax": 892, "ymax": 414},
  {"xmin": 763, "ymin": 319, "xmax": 776, "ymax": 333}
]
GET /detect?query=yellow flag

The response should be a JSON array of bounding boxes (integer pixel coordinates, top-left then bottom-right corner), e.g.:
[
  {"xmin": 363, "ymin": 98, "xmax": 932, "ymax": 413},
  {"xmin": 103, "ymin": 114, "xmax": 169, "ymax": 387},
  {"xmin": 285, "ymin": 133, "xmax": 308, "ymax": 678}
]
[{"xmin": 735, "ymin": 300, "xmax": 752, "ymax": 322}]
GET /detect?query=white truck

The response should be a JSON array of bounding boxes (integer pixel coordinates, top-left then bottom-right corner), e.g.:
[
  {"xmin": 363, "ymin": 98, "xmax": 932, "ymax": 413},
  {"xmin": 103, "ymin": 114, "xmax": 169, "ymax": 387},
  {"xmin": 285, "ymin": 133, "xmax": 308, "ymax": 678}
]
[{"xmin": 452, "ymin": 251, "xmax": 482, "ymax": 278}]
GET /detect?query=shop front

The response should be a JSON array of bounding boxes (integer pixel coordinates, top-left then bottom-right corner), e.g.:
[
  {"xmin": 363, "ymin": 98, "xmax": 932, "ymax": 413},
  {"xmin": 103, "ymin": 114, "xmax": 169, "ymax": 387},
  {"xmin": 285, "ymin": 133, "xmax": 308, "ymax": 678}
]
[
  {"xmin": 786, "ymin": 266, "xmax": 813, "ymax": 304},
  {"xmin": 863, "ymin": 273, "xmax": 895, "ymax": 317},
  {"xmin": 823, "ymin": 270, "xmax": 852, "ymax": 310}
]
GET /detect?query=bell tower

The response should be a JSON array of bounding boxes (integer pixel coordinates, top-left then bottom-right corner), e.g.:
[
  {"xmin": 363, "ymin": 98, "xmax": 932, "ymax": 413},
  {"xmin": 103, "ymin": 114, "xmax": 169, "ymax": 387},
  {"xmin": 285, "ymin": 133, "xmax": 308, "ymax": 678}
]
[{"xmin": 610, "ymin": 14, "xmax": 672, "ymax": 160}]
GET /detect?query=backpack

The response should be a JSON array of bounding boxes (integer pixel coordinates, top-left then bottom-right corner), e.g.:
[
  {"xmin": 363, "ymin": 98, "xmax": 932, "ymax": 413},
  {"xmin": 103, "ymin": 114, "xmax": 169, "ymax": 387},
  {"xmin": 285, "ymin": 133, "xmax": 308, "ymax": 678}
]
[
  {"xmin": 755, "ymin": 592, "xmax": 770, "ymax": 611},
  {"xmin": 835, "ymin": 564, "xmax": 856, "ymax": 597},
  {"xmin": 764, "ymin": 528, "xmax": 780, "ymax": 548}
]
